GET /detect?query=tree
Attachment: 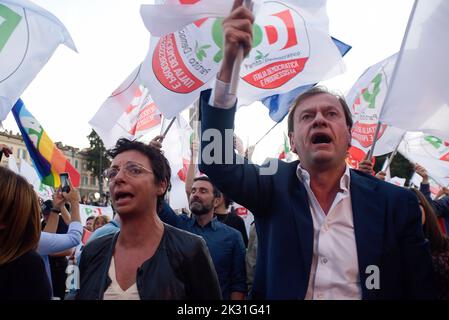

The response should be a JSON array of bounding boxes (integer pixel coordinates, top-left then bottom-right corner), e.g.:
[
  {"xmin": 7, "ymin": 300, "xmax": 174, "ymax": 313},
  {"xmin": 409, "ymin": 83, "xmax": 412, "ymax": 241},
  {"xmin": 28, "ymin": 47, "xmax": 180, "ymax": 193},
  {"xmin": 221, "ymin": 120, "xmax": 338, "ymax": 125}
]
[{"xmin": 85, "ymin": 130, "xmax": 110, "ymax": 195}]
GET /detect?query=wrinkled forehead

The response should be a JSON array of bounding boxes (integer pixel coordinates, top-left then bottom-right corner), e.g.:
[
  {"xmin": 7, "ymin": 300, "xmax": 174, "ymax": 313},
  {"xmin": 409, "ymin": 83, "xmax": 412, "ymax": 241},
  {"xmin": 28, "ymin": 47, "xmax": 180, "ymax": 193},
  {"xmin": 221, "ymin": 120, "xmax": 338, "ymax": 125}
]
[
  {"xmin": 111, "ymin": 150, "xmax": 150, "ymax": 167},
  {"xmin": 192, "ymin": 180, "xmax": 213, "ymax": 191},
  {"xmin": 295, "ymin": 93, "xmax": 343, "ymax": 115}
]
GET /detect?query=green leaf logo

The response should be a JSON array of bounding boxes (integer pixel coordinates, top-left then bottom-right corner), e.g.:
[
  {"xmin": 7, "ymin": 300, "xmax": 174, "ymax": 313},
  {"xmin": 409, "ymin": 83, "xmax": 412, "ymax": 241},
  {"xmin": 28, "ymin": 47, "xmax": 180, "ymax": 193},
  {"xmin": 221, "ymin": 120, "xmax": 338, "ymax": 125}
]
[
  {"xmin": 195, "ymin": 41, "xmax": 211, "ymax": 61},
  {"xmin": 0, "ymin": 4, "xmax": 22, "ymax": 53},
  {"xmin": 211, "ymin": 18, "xmax": 264, "ymax": 63},
  {"xmin": 255, "ymin": 50, "xmax": 268, "ymax": 60},
  {"xmin": 362, "ymin": 73, "xmax": 382, "ymax": 109}
]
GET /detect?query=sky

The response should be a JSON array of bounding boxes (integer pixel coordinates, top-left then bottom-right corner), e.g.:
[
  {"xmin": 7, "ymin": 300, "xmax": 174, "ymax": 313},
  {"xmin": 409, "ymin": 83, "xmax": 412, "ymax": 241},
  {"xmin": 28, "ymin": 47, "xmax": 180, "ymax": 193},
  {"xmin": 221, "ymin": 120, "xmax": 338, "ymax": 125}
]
[{"xmin": 1, "ymin": 0, "xmax": 415, "ymax": 164}]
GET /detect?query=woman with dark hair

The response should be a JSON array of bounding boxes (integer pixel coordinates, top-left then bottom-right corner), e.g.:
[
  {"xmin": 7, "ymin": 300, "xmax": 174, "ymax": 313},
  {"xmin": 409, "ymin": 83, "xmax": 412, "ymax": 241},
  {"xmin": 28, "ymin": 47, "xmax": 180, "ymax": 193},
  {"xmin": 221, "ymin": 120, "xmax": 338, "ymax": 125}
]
[
  {"xmin": 76, "ymin": 138, "xmax": 221, "ymax": 300},
  {"xmin": 0, "ymin": 167, "xmax": 51, "ymax": 299},
  {"xmin": 411, "ymin": 188, "xmax": 449, "ymax": 299}
]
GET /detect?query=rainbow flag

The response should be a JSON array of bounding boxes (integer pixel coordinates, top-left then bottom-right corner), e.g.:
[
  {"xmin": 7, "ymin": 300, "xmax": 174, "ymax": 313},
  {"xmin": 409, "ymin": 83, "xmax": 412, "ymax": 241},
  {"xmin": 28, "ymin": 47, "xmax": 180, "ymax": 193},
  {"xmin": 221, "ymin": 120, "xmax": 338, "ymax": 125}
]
[{"xmin": 12, "ymin": 99, "xmax": 80, "ymax": 188}]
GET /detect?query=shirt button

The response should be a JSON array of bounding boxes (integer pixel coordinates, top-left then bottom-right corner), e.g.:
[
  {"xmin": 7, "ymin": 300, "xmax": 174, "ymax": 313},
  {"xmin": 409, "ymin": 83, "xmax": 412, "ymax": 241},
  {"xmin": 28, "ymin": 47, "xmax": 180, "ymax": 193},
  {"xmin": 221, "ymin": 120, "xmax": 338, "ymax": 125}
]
[
  {"xmin": 324, "ymin": 223, "xmax": 329, "ymax": 231},
  {"xmin": 322, "ymin": 258, "xmax": 328, "ymax": 264}
]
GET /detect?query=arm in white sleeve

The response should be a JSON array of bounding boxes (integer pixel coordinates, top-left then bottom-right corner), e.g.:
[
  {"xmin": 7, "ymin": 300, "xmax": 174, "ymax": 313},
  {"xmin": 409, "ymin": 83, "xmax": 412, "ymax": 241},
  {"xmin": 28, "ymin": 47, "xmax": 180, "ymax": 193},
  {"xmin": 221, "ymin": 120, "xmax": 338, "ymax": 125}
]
[
  {"xmin": 208, "ymin": 78, "xmax": 237, "ymax": 109},
  {"xmin": 37, "ymin": 221, "xmax": 83, "ymax": 256}
]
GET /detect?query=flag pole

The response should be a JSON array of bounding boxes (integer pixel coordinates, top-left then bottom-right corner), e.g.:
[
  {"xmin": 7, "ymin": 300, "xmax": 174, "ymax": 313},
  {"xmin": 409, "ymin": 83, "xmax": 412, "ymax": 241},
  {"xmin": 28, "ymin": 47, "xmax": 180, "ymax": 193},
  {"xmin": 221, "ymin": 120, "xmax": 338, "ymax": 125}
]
[
  {"xmin": 367, "ymin": 121, "xmax": 382, "ymax": 159},
  {"xmin": 229, "ymin": 0, "xmax": 253, "ymax": 95},
  {"xmin": 162, "ymin": 117, "xmax": 176, "ymax": 137},
  {"xmin": 381, "ymin": 133, "xmax": 405, "ymax": 172},
  {"xmin": 253, "ymin": 121, "xmax": 280, "ymax": 147}
]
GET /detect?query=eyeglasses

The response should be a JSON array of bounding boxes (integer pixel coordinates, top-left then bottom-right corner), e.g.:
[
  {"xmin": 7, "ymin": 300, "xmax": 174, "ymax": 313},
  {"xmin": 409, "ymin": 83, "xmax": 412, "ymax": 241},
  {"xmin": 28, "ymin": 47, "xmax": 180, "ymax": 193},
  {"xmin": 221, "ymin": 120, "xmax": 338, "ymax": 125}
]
[{"xmin": 103, "ymin": 162, "xmax": 153, "ymax": 181}]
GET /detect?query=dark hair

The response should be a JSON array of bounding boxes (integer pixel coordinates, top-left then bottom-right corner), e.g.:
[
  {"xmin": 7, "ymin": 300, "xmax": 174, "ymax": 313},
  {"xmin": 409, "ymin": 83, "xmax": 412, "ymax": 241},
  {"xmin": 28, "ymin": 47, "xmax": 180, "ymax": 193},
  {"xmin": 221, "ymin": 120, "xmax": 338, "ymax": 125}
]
[
  {"xmin": 86, "ymin": 216, "xmax": 95, "ymax": 222},
  {"xmin": 410, "ymin": 188, "xmax": 449, "ymax": 254},
  {"xmin": 41, "ymin": 200, "xmax": 53, "ymax": 214},
  {"xmin": 222, "ymin": 194, "xmax": 233, "ymax": 209},
  {"xmin": 287, "ymin": 86, "xmax": 353, "ymax": 133},
  {"xmin": 0, "ymin": 167, "xmax": 41, "ymax": 264},
  {"xmin": 107, "ymin": 138, "xmax": 171, "ymax": 210},
  {"xmin": 193, "ymin": 176, "xmax": 221, "ymax": 198}
]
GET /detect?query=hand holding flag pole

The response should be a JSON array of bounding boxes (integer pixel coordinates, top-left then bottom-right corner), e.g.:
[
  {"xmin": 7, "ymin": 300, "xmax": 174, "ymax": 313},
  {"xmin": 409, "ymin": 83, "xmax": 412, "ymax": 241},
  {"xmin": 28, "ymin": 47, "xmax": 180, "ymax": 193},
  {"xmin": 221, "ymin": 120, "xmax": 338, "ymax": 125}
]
[
  {"xmin": 228, "ymin": 0, "xmax": 254, "ymax": 95},
  {"xmin": 153, "ymin": 117, "xmax": 176, "ymax": 149}
]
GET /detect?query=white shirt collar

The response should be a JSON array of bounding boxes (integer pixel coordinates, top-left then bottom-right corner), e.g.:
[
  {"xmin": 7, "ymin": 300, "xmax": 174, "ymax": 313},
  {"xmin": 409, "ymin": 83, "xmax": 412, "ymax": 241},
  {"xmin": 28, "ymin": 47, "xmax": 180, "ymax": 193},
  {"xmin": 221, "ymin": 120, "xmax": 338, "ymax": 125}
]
[{"xmin": 296, "ymin": 163, "xmax": 351, "ymax": 193}]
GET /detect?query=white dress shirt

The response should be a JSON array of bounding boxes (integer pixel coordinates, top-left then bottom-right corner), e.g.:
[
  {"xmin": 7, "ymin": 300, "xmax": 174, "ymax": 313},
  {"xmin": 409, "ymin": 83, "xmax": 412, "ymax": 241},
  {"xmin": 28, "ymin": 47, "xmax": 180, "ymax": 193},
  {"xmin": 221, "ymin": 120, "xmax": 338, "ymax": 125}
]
[{"xmin": 298, "ymin": 165, "xmax": 362, "ymax": 300}]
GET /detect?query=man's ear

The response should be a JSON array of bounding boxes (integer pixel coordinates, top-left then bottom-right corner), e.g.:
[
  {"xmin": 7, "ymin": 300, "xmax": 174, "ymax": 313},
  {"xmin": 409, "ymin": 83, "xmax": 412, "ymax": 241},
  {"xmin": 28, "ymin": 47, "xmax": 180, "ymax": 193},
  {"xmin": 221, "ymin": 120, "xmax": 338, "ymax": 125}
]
[
  {"xmin": 288, "ymin": 132, "xmax": 297, "ymax": 154},
  {"xmin": 213, "ymin": 196, "xmax": 221, "ymax": 209},
  {"xmin": 347, "ymin": 126, "xmax": 352, "ymax": 148}
]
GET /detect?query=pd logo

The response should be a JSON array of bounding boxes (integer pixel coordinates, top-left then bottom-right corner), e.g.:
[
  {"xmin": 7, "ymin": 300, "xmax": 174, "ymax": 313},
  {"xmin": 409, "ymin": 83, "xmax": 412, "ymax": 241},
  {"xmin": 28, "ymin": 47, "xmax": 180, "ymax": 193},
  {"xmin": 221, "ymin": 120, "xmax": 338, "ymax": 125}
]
[
  {"xmin": 0, "ymin": 4, "xmax": 26, "ymax": 82},
  {"xmin": 351, "ymin": 72, "xmax": 388, "ymax": 149},
  {"xmin": 151, "ymin": 1, "xmax": 311, "ymax": 94},
  {"xmin": 241, "ymin": 2, "xmax": 310, "ymax": 89}
]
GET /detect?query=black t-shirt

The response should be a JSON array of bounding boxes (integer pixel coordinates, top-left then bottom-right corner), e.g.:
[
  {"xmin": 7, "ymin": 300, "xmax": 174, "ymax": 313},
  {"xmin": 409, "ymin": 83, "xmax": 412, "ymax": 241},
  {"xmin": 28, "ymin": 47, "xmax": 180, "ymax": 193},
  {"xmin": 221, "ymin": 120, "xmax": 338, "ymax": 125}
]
[
  {"xmin": 215, "ymin": 211, "xmax": 249, "ymax": 248},
  {"xmin": 0, "ymin": 250, "xmax": 52, "ymax": 300}
]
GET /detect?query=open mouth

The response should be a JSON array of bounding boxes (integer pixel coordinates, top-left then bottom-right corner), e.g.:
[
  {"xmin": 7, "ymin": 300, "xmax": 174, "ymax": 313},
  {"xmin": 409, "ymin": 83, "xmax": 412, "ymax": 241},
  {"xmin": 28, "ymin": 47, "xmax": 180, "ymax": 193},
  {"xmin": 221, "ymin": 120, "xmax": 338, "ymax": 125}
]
[
  {"xmin": 114, "ymin": 191, "xmax": 134, "ymax": 202},
  {"xmin": 311, "ymin": 133, "xmax": 332, "ymax": 144}
]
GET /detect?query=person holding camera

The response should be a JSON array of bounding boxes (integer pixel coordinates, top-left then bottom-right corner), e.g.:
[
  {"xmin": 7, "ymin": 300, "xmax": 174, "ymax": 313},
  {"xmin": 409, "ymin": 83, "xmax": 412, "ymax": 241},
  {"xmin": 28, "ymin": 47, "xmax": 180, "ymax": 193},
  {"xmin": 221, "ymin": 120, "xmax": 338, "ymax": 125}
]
[{"xmin": 38, "ymin": 177, "xmax": 83, "ymax": 298}]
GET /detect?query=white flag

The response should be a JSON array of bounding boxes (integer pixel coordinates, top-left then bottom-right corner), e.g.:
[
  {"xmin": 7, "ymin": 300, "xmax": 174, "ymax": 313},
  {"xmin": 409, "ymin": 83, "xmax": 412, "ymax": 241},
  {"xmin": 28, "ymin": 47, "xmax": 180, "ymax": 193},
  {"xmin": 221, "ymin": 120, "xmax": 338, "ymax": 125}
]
[
  {"xmin": 388, "ymin": 176, "xmax": 406, "ymax": 188},
  {"xmin": 140, "ymin": 1, "xmax": 233, "ymax": 37},
  {"xmin": 346, "ymin": 53, "xmax": 405, "ymax": 156},
  {"xmin": 19, "ymin": 160, "xmax": 53, "ymax": 201},
  {"xmin": 89, "ymin": 65, "xmax": 162, "ymax": 149},
  {"xmin": 161, "ymin": 114, "xmax": 192, "ymax": 210},
  {"xmin": 0, "ymin": 0, "xmax": 77, "ymax": 120},
  {"xmin": 139, "ymin": 0, "xmax": 344, "ymax": 118},
  {"xmin": 399, "ymin": 132, "xmax": 449, "ymax": 187},
  {"xmin": 400, "ymin": 132, "xmax": 449, "ymax": 162},
  {"xmin": 79, "ymin": 204, "xmax": 114, "ymax": 226},
  {"xmin": 411, "ymin": 173, "xmax": 446, "ymax": 198},
  {"xmin": 380, "ymin": 0, "xmax": 449, "ymax": 141}
]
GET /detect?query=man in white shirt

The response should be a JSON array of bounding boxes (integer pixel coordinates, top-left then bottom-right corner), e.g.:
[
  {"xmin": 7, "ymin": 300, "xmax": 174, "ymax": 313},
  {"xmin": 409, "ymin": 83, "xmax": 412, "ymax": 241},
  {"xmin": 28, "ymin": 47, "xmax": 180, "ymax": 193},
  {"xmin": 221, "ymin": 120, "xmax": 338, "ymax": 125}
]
[{"xmin": 197, "ymin": 0, "xmax": 437, "ymax": 299}]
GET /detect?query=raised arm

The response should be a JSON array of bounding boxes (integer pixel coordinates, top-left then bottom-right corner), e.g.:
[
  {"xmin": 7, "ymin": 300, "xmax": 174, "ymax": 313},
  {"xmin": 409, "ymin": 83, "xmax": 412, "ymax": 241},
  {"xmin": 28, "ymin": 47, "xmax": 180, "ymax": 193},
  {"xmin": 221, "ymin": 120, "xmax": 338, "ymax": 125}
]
[
  {"xmin": 198, "ymin": 1, "xmax": 273, "ymax": 216},
  {"xmin": 38, "ymin": 179, "xmax": 82, "ymax": 255}
]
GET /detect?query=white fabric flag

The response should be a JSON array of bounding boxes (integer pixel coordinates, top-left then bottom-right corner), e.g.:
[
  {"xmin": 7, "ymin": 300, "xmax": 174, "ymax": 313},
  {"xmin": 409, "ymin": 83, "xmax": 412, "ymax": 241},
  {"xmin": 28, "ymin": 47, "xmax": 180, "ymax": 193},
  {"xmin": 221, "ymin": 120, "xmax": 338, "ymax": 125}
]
[
  {"xmin": 388, "ymin": 176, "xmax": 406, "ymax": 188},
  {"xmin": 19, "ymin": 160, "xmax": 53, "ymax": 200},
  {"xmin": 380, "ymin": 0, "xmax": 449, "ymax": 142},
  {"xmin": 89, "ymin": 65, "xmax": 162, "ymax": 149},
  {"xmin": 8, "ymin": 156, "xmax": 53, "ymax": 200},
  {"xmin": 400, "ymin": 132, "xmax": 449, "ymax": 162},
  {"xmin": 411, "ymin": 173, "xmax": 446, "ymax": 198},
  {"xmin": 79, "ymin": 204, "xmax": 114, "ymax": 226},
  {"xmin": 399, "ymin": 132, "xmax": 449, "ymax": 186},
  {"xmin": 346, "ymin": 53, "xmax": 405, "ymax": 156},
  {"xmin": 140, "ymin": 1, "xmax": 233, "ymax": 37},
  {"xmin": 139, "ymin": 0, "xmax": 344, "ymax": 118},
  {"xmin": 0, "ymin": 0, "xmax": 77, "ymax": 120},
  {"xmin": 160, "ymin": 114, "xmax": 192, "ymax": 210}
]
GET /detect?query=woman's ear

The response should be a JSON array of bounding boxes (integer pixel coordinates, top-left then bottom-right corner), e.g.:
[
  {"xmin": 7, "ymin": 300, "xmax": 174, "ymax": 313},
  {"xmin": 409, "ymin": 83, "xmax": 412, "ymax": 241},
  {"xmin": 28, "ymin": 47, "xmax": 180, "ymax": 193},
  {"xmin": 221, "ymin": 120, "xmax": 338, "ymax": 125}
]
[{"xmin": 157, "ymin": 179, "xmax": 168, "ymax": 196}]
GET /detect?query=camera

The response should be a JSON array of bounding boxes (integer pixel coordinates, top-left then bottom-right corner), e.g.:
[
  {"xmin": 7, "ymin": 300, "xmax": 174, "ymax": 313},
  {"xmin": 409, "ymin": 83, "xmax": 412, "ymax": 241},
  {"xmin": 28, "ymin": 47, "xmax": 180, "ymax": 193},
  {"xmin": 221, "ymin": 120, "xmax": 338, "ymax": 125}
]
[{"xmin": 60, "ymin": 172, "xmax": 70, "ymax": 193}]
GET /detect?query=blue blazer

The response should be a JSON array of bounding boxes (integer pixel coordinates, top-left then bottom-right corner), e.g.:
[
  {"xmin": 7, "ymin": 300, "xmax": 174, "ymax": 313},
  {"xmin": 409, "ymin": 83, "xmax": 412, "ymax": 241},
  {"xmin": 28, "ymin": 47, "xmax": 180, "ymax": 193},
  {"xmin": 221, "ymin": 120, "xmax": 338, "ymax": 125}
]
[{"xmin": 199, "ymin": 90, "xmax": 437, "ymax": 299}]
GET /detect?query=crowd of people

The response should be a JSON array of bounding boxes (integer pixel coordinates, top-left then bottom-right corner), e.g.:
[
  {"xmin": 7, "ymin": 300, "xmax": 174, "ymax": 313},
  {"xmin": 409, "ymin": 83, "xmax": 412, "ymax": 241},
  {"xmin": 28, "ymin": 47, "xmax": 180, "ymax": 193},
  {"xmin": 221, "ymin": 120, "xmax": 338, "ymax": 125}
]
[{"xmin": 1, "ymin": 0, "xmax": 449, "ymax": 300}]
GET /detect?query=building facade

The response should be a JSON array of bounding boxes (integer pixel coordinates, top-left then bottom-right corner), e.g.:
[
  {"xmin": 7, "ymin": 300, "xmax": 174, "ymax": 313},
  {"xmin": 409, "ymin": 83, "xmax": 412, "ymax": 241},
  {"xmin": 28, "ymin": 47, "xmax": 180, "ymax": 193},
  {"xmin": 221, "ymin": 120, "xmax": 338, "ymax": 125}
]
[{"xmin": 0, "ymin": 129, "xmax": 103, "ymax": 199}]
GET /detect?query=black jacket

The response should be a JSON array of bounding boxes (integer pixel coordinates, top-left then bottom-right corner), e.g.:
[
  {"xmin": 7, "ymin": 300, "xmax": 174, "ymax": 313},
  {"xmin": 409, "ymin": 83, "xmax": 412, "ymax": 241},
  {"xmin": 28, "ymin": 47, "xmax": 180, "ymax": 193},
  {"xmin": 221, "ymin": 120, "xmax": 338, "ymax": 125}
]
[{"xmin": 75, "ymin": 224, "xmax": 222, "ymax": 300}]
